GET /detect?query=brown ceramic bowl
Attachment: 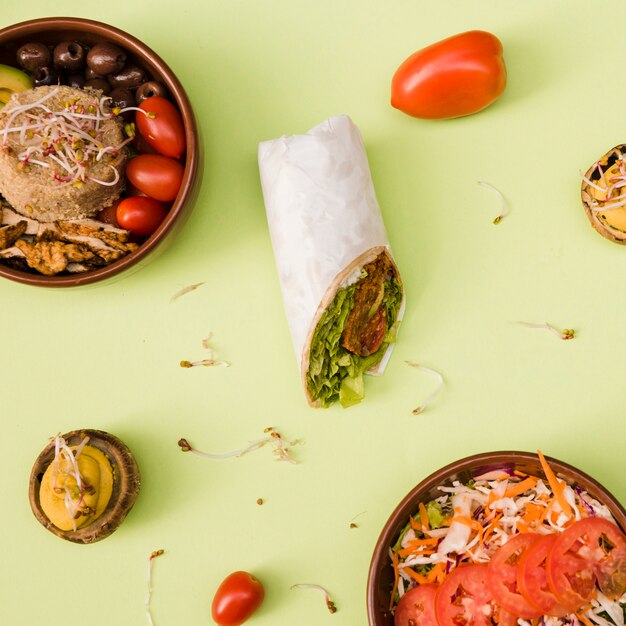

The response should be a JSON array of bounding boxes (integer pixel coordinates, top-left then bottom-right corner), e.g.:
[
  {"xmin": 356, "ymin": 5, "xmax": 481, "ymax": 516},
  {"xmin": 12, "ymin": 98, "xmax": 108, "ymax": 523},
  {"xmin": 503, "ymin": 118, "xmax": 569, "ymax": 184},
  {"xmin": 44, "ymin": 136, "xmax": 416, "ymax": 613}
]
[
  {"xmin": 29, "ymin": 429, "xmax": 141, "ymax": 543},
  {"xmin": 0, "ymin": 17, "xmax": 200, "ymax": 287},
  {"xmin": 367, "ymin": 450, "xmax": 626, "ymax": 626}
]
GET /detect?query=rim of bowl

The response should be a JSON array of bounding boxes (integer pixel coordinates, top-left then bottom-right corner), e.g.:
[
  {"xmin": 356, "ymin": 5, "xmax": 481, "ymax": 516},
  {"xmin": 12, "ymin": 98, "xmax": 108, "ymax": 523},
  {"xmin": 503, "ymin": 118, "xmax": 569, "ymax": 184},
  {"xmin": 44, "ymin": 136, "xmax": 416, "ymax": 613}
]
[
  {"xmin": 366, "ymin": 450, "xmax": 626, "ymax": 626},
  {"xmin": 0, "ymin": 17, "xmax": 199, "ymax": 287}
]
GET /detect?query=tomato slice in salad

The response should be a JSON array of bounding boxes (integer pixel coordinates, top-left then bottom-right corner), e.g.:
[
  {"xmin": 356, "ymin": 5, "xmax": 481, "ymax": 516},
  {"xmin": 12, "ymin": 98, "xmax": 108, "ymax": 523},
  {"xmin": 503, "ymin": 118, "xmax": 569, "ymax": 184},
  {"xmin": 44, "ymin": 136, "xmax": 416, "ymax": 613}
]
[
  {"xmin": 595, "ymin": 547, "xmax": 626, "ymax": 600},
  {"xmin": 394, "ymin": 584, "xmax": 438, "ymax": 626},
  {"xmin": 435, "ymin": 564, "xmax": 509, "ymax": 626},
  {"xmin": 518, "ymin": 534, "xmax": 569, "ymax": 616},
  {"xmin": 547, "ymin": 517, "xmax": 626, "ymax": 611},
  {"xmin": 486, "ymin": 533, "xmax": 543, "ymax": 618}
]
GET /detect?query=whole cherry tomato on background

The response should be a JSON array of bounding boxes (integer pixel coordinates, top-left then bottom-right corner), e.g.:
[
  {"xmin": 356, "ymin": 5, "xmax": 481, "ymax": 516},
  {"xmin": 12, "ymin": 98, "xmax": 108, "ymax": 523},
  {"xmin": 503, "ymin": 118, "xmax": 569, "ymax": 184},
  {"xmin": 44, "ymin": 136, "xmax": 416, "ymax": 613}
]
[
  {"xmin": 211, "ymin": 571, "xmax": 264, "ymax": 626},
  {"xmin": 116, "ymin": 196, "xmax": 167, "ymax": 237},
  {"xmin": 136, "ymin": 96, "xmax": 186, "ymax": 158},
  {"xmin": 391, "ymin": 30, "xmax": 506, "ymax": 120},
  {"xmin": 126, "ymin": 154, "xmax": 184, "ymax": 202}
]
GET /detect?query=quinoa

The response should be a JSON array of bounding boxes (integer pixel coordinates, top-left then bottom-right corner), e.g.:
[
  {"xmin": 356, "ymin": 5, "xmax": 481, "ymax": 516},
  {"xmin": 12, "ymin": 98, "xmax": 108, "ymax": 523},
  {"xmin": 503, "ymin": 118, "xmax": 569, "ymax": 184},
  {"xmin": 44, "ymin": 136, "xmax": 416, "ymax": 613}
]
[{"xmin": 0, "ymin": 85, "xmax": 128, "ymax": 222}]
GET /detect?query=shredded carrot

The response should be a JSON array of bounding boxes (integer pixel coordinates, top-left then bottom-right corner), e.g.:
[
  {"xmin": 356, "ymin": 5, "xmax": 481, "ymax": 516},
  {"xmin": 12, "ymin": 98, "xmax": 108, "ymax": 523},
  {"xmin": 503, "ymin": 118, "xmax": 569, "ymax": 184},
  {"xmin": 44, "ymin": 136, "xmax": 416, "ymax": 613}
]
[
  {"xmin": 537, "ymin": 450, "xmax": 572, "ymax": 519},
  {"xmin": 521, "ymin": 502, "xmax": 544, "ymax": 526},
  {"xmin": 390, "ymin": 550, "xmax": 399, "ymax": 611},
  {"xmin": 398, "ymin": 547, "xmax": 435, "ymax": 559},
  {"xmin": 410, "ymin": 516, "xmax": 422, "ymax": 532},
  {"xmin": 516, "ymin": 519, "xmax": 532, "ymax": 533},
  {"xmin": 483, "ymin": 513, "xmax": 502, "ymax": 543},
  {"xmin": 577, "ymin": 612, "xmax": 595, "ymax": 626},
  {"xmin": 403, "ymin": 567, "xmax": 430, "ymax": 585},
  {"xmin": 418, "ymin": 502, "xmax": 430, "ymax": 531},
  {"xmin": 504, "ymin": 476, "xmax": 537, "ymax": 498},
  {"xmin": 451, "ymin": 515, "xmax": 484, "ymax": 543},
  {"xmin": 399, "ymin": 537, "xmax": 438, "ymax": 552},
  {"xmin": 427, "ymin": 563, "xmax": 445, "ymax": 584}
]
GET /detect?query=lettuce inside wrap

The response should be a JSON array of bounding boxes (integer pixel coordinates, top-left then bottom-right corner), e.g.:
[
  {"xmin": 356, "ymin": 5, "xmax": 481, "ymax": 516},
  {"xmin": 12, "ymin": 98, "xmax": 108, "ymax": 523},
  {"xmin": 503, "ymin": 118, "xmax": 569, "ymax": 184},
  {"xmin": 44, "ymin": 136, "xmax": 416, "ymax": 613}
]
[{"xmin": 305, "ymin": 256, "xmax": 403, "ymax": 408}]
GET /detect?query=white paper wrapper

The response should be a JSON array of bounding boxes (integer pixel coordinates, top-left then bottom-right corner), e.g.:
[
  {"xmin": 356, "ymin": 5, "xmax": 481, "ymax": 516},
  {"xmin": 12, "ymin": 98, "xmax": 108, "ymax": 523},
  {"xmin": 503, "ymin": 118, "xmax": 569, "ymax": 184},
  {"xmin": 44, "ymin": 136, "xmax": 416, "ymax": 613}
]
[{"xmin": 258, "ymin": 114, "xmax": 404, "ymax": 405}]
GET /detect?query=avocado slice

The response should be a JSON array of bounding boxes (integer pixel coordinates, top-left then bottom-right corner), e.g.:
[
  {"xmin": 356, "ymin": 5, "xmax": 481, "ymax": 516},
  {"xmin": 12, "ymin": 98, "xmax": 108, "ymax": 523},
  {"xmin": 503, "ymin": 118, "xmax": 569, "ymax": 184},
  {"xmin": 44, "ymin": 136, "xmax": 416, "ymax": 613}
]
[
  {"xmin": 0, "ymin": 63, "xmax": 31, "ymax": 92},
  {"xmin": 0, "ymin": 64, "xmax": 31, "ymax": 108}
]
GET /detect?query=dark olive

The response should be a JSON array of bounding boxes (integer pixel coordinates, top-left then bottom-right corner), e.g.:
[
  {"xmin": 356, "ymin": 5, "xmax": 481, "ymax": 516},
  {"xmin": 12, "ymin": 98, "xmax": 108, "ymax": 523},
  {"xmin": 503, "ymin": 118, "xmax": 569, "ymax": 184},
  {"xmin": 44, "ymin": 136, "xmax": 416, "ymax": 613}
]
[
  {"xmin": 86, "ymin": 43, "xmax": 126, "ymax": 76},
  {"xmin": 66, "ymin": 74, "xmax": 86, "ymax": 89},
  {"xmin": 33, "ymin": 66, "xmax": 60, "ymax": 87},
  {"xmin": 85, "ymin": 78, "xmax": 111, "ymax": 95},
  {"xmin": 108, "ymin": 65, "xmax": 146, "ymax": 89},
  {"xmin": 135, "ymin": 81, "xmax": 168, "ymax": 104},
  {"xmin": 108, "ymin": 87, "xmax": 134, "ymax": 110},
  {"xmin": 84, "ymin": 67, "xmax": 104, "ymax": 80},
  {"xmin": 53, "ymin": 41, "xmax": 86, "ymax": 72},
  {"xmin": 16, "ymin": 42, "xmax": 51, "ymax": 72}
]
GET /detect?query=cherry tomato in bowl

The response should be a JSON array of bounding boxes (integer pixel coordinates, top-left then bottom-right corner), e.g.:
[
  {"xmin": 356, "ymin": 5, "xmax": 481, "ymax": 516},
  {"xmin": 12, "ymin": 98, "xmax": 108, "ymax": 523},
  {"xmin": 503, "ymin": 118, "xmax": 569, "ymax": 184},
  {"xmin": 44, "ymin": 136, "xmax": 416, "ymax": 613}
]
[
  {"xmin": 116, "ymin": 196, "xmax": 167, "ymax": 237},
  {"xmin": 96, "ymin": 199, "xmax": 122, "ymax": 227},
  {"xmin": 391, "ymin": 30, "xmax": 507, "ymax": 120},
  {"xmin": 126, "ymin": 154, "xmax": 184, "ymax": 202},
  {"xmin": 136, "ymin": 96, "xmax": 186, "ymax": 158},
  {"xmin": 211, "ymin": 571, "xmax": 264, "ymax": 626}
]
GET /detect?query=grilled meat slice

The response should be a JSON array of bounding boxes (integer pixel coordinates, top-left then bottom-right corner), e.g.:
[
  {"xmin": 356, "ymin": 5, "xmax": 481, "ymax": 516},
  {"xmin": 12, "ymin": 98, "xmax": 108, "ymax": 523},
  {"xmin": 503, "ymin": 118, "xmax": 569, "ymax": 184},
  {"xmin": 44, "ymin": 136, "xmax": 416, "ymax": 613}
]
[{"xmin": 341, "ymin": 253, "xmax": 393, "ymax": 357}]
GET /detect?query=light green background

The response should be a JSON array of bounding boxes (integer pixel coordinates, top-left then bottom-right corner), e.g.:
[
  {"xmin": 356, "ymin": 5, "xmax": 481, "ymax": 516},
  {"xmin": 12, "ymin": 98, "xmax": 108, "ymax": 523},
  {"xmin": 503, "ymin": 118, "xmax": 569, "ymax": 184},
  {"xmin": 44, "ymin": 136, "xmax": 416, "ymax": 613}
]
[{"xmin": 1, "ymin": 1, "xmax": 625, "ymax": 624}]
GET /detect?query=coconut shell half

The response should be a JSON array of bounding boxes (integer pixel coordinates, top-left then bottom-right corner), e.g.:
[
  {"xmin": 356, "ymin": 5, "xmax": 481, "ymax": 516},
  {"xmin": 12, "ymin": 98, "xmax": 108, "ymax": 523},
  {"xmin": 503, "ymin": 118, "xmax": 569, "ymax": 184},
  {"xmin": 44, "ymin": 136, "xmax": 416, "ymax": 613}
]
[
  {"xmin": 581, "ymin": 144, "xmax": 626, "ymax": 244},
  {"xmin": 29, "ymin": 429, "xmax": 140, "ymax": 544}
]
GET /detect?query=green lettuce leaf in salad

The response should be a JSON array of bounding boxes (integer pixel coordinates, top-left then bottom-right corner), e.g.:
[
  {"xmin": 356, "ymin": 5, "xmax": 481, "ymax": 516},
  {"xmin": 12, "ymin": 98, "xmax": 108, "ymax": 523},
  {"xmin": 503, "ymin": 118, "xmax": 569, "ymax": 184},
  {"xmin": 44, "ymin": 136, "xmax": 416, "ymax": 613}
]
[
  {"xmin": 306, "ymin": 272, "xmax": 403, "ymax": 408},
  {"xmin": 392, "ymin": 499, "xmax": 449, "ymax": 554},
  {"xmin": 426, "ymin": 500, "xmax": 448, "ymax": 529}
]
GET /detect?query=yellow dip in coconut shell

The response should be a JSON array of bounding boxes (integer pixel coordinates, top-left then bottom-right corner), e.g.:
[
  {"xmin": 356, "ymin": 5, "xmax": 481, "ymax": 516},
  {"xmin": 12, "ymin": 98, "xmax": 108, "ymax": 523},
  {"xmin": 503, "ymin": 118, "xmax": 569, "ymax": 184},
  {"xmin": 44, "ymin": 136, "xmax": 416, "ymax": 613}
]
[{"xmin": 39, "ymin": 445, "xmax": 114, "ymax": 531}]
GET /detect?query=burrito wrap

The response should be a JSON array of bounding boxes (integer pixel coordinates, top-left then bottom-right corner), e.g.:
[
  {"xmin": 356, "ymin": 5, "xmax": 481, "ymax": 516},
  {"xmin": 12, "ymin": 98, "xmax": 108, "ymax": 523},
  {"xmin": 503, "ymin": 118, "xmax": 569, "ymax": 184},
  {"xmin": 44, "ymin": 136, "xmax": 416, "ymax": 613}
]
[{"xmin": 258, "ymin": 115, "xmax": 404, "ymax": 407}]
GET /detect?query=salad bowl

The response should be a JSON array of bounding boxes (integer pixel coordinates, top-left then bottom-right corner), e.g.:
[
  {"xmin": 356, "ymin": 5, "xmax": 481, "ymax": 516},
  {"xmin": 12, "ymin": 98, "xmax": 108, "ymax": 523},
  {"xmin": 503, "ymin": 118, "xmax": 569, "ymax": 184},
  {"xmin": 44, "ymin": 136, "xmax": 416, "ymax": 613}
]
[{"xmin": 367, "ymin": 450, "xmax": 626, "ymax": 626}]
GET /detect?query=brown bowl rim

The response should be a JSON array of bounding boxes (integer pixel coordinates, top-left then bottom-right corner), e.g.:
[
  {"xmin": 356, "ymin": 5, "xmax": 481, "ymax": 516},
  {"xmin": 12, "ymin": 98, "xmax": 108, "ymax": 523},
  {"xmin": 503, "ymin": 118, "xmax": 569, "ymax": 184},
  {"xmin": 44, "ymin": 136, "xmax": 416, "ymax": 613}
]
[
  {"xmin": 366, "ymin": 450, "xmax": 626, "ymax": 626},
  {"xmin": 0, "ymin": 16, "xmax": 199, "ymax": 287}
]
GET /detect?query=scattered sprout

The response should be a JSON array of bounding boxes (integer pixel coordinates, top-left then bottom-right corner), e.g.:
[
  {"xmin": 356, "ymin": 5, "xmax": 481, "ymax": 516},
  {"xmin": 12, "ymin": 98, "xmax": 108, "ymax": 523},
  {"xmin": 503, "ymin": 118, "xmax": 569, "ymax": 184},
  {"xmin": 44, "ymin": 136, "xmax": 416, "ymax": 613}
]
[
  {"xmin": 518, "ymin": 321, "xmax": 575, "ymax": 341},
  {"xmin": 146, "ymin": 549, "xmax": 164, "ymax": 626},
  {"xmin": 178, "ymin": 427, "xmax": 301, "ymax": 464},
  {"xmin": 478, "ymin": 180, "xmax": 509, "ymax": 224},
  {"xmin": 349, "ymin": 511, "xmax": 366, "ymax": 529},
  {"xmin": 291, "ymin": 583, "xmax": 337, "ymax": 614},
  {"xmin": 169, "ymin": 282, "xmax": 205, "ymax": 303},
  {"xmin": 405, "ymin": 361, "xmax": 445, "ymax": 415},
  {"xmin": 180, "ymin": 333, "xmax": 229, "ymax": 368},
  {"xmin": 50, "ymin": 433, "xmax": 90, "ymax": 531}
]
